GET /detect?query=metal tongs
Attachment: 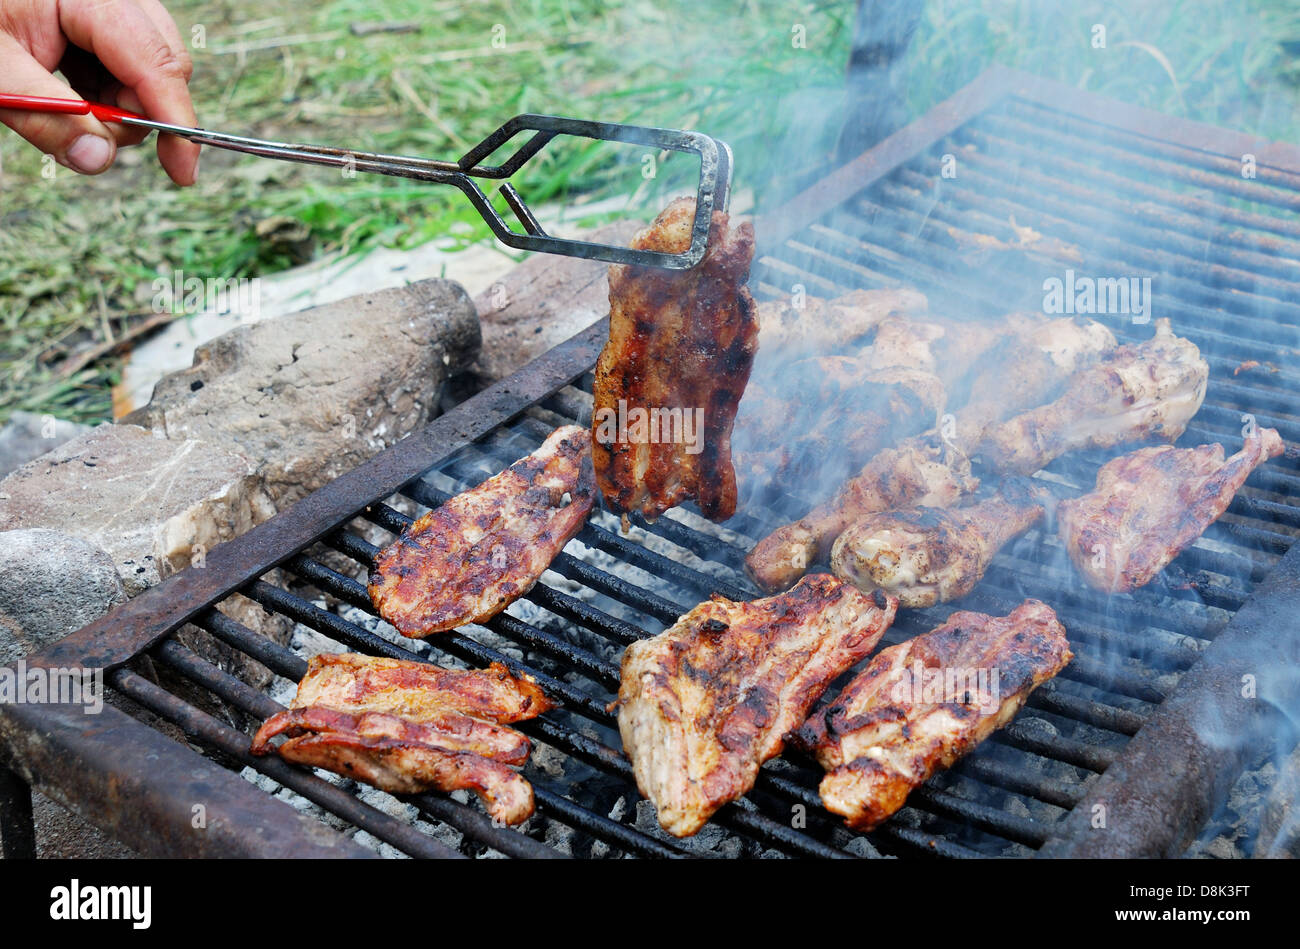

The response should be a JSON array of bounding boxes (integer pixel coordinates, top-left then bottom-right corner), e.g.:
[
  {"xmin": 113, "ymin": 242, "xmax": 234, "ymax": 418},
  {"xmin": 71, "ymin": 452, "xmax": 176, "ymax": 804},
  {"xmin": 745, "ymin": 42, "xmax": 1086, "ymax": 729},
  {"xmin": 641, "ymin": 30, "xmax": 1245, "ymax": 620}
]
[{"xmin": 0, "ymin": 94, "xmax": 732, "ymax": 269}]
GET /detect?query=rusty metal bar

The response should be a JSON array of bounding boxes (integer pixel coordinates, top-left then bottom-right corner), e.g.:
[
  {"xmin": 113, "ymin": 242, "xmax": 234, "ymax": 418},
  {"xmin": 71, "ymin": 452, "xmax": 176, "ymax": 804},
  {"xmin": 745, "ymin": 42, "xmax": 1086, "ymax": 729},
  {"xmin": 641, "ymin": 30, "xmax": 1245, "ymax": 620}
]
[
  {"xmin": 1040, "ymin": 540, "xmax": 1300, "ymax": 857},
  {"xmin": 1001, "ymin": 99, "xmax": 1300, "ymax": 211},
  {"xmin": 955, "ymin": 122, "xmax": 1300, "ymax": 258},
  {"xmin": 996, "ymin": 66, "xmax": 1300, "ymax": 177},
  {"xmin": 0, "ymin": 697, "xmax": 373, "ymax": 858}
]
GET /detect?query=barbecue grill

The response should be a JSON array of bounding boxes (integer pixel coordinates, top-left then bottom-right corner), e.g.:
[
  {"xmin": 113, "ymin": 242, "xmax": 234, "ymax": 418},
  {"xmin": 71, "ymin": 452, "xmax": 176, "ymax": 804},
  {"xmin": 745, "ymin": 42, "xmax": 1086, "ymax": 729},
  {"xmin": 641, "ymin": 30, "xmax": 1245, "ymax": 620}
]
[{"xmin": 3, "ymin": 66, "xmax": 1299, "ymax": 859}]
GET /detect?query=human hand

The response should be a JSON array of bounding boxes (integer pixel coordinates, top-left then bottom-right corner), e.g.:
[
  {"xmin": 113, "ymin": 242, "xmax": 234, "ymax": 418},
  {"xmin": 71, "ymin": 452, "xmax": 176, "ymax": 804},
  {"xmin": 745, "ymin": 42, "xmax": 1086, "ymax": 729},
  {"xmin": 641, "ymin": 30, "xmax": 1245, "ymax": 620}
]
[{"xmin": 0, "ymin": 0, "xmax": 199, "ymax": 184}]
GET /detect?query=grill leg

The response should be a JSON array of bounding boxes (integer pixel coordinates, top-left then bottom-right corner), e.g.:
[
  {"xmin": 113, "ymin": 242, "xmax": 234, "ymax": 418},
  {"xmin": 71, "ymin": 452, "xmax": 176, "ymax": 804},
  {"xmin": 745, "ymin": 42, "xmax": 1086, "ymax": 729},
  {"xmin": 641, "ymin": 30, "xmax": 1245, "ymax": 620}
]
[
  {"xmin": 837, "ymin": 0, "xmax": 925, "ymax": 161},
  {"xmin": 0, "ymin": 765, "xmax": 36, "ymax": 859}
]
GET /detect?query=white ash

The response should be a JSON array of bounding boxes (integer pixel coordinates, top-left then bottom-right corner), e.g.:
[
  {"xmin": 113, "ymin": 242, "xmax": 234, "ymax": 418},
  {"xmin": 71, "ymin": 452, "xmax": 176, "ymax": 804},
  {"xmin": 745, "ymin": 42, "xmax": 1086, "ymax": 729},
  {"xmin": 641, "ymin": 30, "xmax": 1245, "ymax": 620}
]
[
  {"xmin": 628, "ymin": 799, "xmax": 743, "ymax": 857},
  {"xmin": 528, "ymin": 739, "xmax": 569, "ymax": 780},
  {"xmin": 354, "ymin": 832, "xmax": 409, "ymax": 860},
  {"xmin": 1005, "ymin": 797, "xmax": 1032, "ymax": 820},
  {"xmin": 607, "ymin": 796, "xmax": 627, "ymax": 822},
  {"xmin": 543, "ymin": 821, "xmax": 574, "ymax": 857},
  {"xmin": 1200, "ymin": 837, "xmax": 1238, "ymax": 859},
  {"xmin": 238, "ymin": 766, "xmax": 387, "ymax": 856}
]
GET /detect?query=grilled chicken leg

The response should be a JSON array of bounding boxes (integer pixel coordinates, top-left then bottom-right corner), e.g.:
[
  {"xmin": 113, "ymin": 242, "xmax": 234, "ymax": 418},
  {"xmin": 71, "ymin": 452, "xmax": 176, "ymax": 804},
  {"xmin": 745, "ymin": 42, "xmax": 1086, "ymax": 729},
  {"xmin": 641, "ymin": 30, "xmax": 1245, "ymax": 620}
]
[
  {"xmin": 951, "ymin": 316, "xmax": 1116, "ymax": 449},
  {"xmin": 615, "ymin": 574, "xmax": 898, "ymax": 837},
  {"xmin": 1059, "ymin": 426, "xmax": 1284, "ymax": 592},
  {"xmin": 831, "ymin": 479, "xmax": 1046, "ymax": 608},
  {"xmin": 754, "ymin": 288, "xmax": 928, "ymax": 355},
  {"xmin": 788, "ymin": 600, "xmax": 1072, "ymax": 831},
  {"xmin": 746, "ymin": 432, "xmax": 978, "ymax": 592},
  {"xmin": 975, "ymin": 318, "xmax": 1207, "ymax": 475},
  {"xmin": 744, "ymin": 316, "xmax": 1114, "ymax": 592}
]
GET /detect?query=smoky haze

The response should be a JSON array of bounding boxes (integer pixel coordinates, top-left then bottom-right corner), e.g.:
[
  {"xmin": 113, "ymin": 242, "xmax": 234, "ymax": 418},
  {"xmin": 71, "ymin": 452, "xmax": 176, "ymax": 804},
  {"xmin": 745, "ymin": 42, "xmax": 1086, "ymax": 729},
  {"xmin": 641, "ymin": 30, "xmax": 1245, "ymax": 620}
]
[{"xmin": 655, "ymin": 0, "xmax": 1300, "ymax": 856}]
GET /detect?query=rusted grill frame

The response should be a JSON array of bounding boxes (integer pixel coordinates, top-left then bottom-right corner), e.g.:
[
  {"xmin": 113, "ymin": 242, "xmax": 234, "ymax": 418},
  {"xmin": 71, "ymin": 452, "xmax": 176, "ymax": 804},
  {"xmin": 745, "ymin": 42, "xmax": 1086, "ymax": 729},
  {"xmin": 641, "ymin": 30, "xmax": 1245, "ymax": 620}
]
[{"xmin": 2, "ymin": 65, "xmax": 1298, "ymax": 858}]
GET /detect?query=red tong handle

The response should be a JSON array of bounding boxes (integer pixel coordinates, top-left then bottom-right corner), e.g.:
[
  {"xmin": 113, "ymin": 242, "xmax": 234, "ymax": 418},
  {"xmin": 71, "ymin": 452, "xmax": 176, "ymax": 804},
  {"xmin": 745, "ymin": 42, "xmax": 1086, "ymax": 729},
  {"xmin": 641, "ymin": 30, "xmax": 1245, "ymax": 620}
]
[{"xmin": 0, "ymin": 93, "xmax": 145, "ymax": 125}]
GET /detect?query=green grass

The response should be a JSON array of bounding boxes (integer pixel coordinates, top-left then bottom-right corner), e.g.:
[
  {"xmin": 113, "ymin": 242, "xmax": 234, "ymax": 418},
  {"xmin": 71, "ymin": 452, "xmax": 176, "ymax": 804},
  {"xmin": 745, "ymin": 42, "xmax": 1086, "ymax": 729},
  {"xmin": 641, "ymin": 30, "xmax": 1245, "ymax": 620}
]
[{"xmin": 1, "ymin": 0, "xmax": 1298, "ymax": 423}]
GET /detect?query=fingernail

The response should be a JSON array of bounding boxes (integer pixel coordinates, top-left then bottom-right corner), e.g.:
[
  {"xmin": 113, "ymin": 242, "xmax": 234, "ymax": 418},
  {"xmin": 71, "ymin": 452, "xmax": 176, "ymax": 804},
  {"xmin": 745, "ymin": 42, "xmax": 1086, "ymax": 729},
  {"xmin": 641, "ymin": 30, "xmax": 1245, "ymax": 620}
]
[{"xmin": 67, "ymin": 135, "xmax": 112, "ymax": 173}]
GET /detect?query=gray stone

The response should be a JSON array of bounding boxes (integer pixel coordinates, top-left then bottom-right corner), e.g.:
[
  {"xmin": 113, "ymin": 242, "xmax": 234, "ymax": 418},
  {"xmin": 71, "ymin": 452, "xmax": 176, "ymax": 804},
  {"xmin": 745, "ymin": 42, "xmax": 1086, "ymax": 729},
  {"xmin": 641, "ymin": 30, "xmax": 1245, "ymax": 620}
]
[
  {"xmin": 471, "ymin": 221, "xmax": 636, "ymax": 384},
  {"xmin": 124, "ymin": 278, "xmax": 480, "ymax": 508},
  {"xmin": 0, "ymin": 425, "xmax": 289, "ymax": 702},
  {"xmin": 0, "ymin": 423, "xmax": 272, "ymax": 596},
  {"xmin": 0, "ymin": 410, "xmax": 90, "ymax": 478},
  {"xmin": 0, "ymin": 528, "xmax": 126, "ymax": 664}
]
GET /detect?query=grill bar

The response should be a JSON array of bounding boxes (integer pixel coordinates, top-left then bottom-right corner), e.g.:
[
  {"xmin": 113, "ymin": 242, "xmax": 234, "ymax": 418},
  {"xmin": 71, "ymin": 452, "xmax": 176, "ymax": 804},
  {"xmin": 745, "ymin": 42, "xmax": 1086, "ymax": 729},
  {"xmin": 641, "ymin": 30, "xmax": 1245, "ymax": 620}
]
[
  {"xmin": 269, "ymin": 483, "xmax": 1091, "ymax": 856},
  {"xmin": 1000, "ymin": 101, "xmax": 1300, "ymax": 214},
  {"xmin": 441, "ymin": 422, "xmax": 1208, "ymax": 688}
]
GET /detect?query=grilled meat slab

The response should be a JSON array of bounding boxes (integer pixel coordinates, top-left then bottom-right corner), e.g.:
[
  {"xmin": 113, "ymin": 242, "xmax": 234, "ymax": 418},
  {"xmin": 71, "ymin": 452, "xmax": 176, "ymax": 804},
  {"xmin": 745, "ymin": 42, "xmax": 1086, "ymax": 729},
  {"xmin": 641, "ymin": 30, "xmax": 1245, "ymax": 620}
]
[
  {"xmin": 369, "ymin": 424, "xmax": 595, "ymax": 637},
  {"xmin": 746, "ymin": 432, "xmax": 977, "ymax": 592},
  {"xmin": 254, "ymin": 708, "xmax": 537, "ymax": 823},
  {"xmin": 1059, "ymin": 427, "xmax": 1284, "ymax": 592},
  {"xmin": 593, "ymin": 196, "xmax": 759, "ymax": 522},
  {"xmin": 616, "ymin": 574, "xmax": 898, "ymax": 837},
  {"xmin": 832, "ymin": 480, "xmax": 1046, "ymax": 608},
  {"xmin": 251, "ymin": 654, "xmax": 552, "ymax": 825},
  {"xmin": 789, "ymin": 600, "xmax": 1072, "ymax": 831},
  {"xmin": 975, "ymin": 318, "xmax": 1207, "ymax": 475}
]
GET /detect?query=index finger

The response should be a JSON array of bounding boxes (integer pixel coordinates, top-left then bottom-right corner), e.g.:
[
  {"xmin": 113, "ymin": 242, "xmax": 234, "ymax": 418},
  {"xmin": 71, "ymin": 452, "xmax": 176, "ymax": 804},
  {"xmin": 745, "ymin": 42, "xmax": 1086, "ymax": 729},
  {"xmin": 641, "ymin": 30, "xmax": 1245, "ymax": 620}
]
[{"xmin": 58, "ymin": 0, "xmax": 199, "ymax": 185}]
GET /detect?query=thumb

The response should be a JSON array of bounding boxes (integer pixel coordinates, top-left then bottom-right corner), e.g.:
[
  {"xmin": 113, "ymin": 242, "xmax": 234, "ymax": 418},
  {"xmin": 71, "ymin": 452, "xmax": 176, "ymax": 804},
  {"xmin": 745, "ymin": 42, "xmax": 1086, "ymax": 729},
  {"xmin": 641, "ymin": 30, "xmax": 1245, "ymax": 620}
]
[{"xmin": 0, "ymin": 36, "xmax": 117, "ymax": 174}]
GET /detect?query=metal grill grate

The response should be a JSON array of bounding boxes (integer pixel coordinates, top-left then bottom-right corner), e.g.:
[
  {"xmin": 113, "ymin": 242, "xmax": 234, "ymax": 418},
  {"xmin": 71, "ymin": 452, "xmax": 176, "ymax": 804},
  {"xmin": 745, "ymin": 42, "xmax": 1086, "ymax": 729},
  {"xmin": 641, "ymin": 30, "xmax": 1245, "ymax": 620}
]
[{"xmin": 5, "ymin": 67, "xmax": 1299, "ymax": 859}]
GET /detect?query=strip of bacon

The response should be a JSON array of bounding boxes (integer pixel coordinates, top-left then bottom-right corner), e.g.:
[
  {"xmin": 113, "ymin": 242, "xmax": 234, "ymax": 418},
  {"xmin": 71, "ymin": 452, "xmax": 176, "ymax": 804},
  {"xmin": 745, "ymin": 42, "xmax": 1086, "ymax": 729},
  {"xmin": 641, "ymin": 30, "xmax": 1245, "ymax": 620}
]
[{"xmin": 251, "ymin": 654, "xmax": 552, "ymax": 825}]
